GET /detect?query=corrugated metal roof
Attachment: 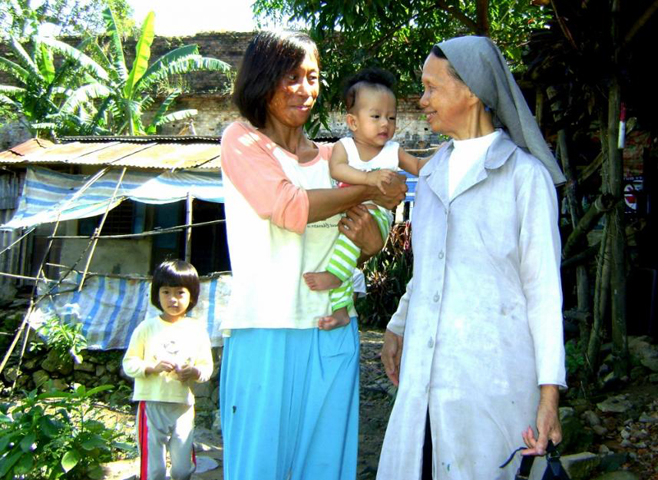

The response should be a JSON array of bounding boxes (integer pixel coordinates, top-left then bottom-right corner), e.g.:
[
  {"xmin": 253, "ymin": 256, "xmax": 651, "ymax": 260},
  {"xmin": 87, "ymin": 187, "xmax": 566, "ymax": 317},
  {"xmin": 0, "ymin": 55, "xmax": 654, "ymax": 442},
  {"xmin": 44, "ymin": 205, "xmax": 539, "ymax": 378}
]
[{"xmin": 0, "ymin": 136, "xmax": 221, "ymax": 171}]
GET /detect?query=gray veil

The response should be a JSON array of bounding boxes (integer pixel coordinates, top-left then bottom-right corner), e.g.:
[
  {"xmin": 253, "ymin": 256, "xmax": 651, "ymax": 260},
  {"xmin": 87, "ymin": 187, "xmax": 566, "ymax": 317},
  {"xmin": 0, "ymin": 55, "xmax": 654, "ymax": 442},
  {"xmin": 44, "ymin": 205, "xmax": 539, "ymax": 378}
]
[{"xmin": 437, "ymin": 36, "xmax": 566, "ymax": 185}]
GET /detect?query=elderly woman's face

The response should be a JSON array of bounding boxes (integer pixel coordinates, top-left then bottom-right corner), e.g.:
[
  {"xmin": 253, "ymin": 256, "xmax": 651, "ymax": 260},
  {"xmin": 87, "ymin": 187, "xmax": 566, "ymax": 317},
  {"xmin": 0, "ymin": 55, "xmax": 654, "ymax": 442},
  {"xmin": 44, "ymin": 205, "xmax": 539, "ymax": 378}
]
[
  {"xmin": 267, "ymin": 52, "xmax": 320, "ymax": 129},
  {"xmin": 420, "ymin": 53, "xmax": 478, "ymax": 139}
]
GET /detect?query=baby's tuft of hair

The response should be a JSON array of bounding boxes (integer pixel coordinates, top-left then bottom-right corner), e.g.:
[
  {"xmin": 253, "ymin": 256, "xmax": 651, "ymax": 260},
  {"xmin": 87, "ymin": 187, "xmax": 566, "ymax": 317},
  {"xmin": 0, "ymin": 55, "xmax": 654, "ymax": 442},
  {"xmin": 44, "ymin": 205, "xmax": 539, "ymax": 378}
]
[{"xmin": 343, "ymin": 67, "xmax": 397, "ymax": 112}]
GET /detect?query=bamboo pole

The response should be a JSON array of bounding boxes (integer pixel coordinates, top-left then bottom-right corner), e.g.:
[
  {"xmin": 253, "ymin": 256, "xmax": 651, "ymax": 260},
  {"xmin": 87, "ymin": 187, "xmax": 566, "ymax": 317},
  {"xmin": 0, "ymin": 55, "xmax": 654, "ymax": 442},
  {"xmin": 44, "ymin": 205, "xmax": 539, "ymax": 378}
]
[
  {"xmin": 77, "ymin": 168, "xmax": 127, "ymax": 292},
  {"xmin": 47, "ymin": 218, "xmax": 226, "ymax": 240},
  {"xmin": 185, "ymin": 193, "xmax": 193, "ymax": 263},
  {"xmin": 0, "ymin": 226, "xmax": 36, "ymax": 258},
  {"xmin": 0, "ymin": 168, "xmax": 112, "ymax": 376}
]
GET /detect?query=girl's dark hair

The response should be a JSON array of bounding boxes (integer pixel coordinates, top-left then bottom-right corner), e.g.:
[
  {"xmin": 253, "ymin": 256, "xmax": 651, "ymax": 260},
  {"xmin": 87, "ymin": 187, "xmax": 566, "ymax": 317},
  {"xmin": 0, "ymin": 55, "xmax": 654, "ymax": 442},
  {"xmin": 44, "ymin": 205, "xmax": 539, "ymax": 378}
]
[
  {"xmin": 430, "ymin": 45, "xmax": 465, "ymax": 84},
  {"xmin": 343, "ymin": 67, "xmax": 397, "ymax": 112},
  {"xmin": 151, "ymin": 260, "xmax": 200, "ymax": 313},
  {"xmin": 233, "ymin": 31, "xmax": 319, "ymax": 128}
]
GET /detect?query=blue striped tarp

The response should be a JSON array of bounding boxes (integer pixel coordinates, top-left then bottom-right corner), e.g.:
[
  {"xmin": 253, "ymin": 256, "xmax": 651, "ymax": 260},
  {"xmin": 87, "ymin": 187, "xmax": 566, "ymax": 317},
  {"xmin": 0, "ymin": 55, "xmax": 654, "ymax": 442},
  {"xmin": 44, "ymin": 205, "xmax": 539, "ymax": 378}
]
[
  {"xmin": 31, "ymin": 274, "xmax": 231, "ymax": 349},
  {"xmin": 2, "ymin": 167, "xmax": 224, "ymax": 230}
]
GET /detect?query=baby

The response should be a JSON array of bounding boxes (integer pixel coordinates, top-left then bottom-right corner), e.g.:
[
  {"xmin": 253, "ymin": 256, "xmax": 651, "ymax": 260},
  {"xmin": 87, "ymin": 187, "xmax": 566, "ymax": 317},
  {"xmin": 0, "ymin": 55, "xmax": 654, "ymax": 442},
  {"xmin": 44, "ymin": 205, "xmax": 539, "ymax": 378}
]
[{"xmin": 304, "ymin": 68, "xmax": 428, "ymax": 329}]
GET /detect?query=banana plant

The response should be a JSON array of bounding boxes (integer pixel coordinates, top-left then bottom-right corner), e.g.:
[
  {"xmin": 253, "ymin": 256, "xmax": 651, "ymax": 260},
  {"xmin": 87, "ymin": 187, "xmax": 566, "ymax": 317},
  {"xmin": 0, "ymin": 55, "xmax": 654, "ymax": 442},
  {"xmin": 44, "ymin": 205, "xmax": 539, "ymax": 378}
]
[
  {"xmin": 0, "ymin": 35, "xmax": 76, "ymax": 133},
  {"xmin": 53, "ymin": 7, "xmax": 231, "ymax": 135},
  {"xmin": 2, "ymin": 8, "xmax": 231, "ymax": 136}
]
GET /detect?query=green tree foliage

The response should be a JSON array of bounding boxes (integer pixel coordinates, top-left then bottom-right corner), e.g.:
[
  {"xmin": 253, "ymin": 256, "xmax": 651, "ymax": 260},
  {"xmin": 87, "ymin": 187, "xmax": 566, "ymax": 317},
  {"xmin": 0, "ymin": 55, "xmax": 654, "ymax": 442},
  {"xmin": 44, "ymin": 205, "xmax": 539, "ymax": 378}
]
[
  {"xmin": 1, "ymin": 8, "xmax": 231, "ymax": 136},
  {"xmin": 253, "ymin": 1, "xmax": 552, "ymax": 133},
  {"xmin": 0, "ymin": 34, "xmax": 104, "ymax": 135},
  {"xmin": 0, "ymin": 0, "xmax": 134, "ymax": 39}
]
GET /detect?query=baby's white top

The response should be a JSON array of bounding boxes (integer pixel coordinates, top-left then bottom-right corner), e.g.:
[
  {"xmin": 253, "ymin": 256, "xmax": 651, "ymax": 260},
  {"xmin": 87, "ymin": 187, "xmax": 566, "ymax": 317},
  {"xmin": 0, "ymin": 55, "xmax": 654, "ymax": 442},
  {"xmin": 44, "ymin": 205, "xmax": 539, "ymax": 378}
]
[{"xmin": 340, "ymin": 137, "xmax": 400, "ymax": 172}]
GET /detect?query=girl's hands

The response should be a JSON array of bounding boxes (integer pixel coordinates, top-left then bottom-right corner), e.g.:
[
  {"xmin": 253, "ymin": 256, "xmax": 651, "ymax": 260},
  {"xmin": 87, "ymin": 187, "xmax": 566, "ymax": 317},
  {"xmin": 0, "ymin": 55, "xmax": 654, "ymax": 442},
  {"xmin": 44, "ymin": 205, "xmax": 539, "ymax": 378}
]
[{"xmin": 146, "ymin": 360, "xmax": 175, "ymax": 375}]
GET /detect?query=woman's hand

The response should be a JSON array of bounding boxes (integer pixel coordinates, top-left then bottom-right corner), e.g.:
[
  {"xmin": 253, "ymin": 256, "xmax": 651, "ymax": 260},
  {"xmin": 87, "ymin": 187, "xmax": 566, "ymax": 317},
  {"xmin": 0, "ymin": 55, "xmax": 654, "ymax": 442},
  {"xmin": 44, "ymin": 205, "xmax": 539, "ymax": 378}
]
[
  {"xmin": 369, "ymin": 173, "xmax": 407, "ymax": 210},
  {"xmin": 338, "ymin": 205, "xmax": 384, "ymax": 258},
  {"xmin": 521, "ymin": 385, "xmax": 562, "ymax": 455},
  {"xmin": 381, "ymin": 329, "xmax": 404, "ymax": 386}
]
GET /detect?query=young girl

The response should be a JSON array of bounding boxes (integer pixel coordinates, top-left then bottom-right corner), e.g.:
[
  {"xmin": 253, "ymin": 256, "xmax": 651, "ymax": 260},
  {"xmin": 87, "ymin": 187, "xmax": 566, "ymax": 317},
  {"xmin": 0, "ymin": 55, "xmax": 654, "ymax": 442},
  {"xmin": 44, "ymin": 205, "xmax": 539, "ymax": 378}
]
[
  {"xmin": 304, "ymin": 68, "xmax": 429, "ymax": 329},
  {"xmin": 123, "ymin": 260, "xmax": 213, "ymax": 480}
]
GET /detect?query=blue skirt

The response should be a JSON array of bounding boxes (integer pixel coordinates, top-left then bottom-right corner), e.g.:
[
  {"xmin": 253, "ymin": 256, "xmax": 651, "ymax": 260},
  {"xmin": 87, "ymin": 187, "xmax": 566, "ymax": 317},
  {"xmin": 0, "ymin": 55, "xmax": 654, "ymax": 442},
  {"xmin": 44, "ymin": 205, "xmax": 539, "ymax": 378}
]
[{"xmin": 220, "ymin": 319, "xmax": 359, "ymax": 480}]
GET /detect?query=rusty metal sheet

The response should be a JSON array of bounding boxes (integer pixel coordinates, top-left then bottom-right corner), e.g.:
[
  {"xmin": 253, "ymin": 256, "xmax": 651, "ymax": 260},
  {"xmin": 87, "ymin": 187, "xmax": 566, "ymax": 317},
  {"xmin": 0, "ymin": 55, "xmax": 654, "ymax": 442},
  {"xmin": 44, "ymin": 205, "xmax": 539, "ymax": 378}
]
[
  {"xmin": 196, "ymin": 157, "xmax": 222, "ymax": 170},
  {"xmin": 112, "ymin": 143, "xmax": 221, "ymax": 169},
  {"xmin": 0, "ymin": 138, "xmax": 54, "ymax": 163},
  {"xmin": 20, "ymin": 142, "xmax": 120, "ymax": 164},
  {"xmin": 72, "ymin": 142, "xmax": 157, "ymax": 165},
  {"xmin": 0, "ymin": 138, "xmax": 222, "ymax": 170}
]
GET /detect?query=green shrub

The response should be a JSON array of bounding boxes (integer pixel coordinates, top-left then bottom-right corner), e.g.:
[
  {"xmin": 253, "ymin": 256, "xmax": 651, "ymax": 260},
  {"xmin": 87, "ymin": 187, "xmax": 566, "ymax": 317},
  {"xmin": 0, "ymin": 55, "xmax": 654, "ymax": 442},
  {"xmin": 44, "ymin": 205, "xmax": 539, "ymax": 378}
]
[
  {"xmin": 32, "ymin": 317, "xmax": 87, "ymax": 364},
  {"xmin": 0, "ymin": 385, "xmax": 133, "ymax": 479}
]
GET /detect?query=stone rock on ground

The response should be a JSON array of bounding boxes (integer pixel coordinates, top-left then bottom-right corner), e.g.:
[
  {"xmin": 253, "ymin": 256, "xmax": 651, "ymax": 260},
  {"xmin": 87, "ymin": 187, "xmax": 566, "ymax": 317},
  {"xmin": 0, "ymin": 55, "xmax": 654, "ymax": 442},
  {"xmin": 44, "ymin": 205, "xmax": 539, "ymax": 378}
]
[
  {"xmin": 592, "ymin": 471, "xmax": 640, "ymax": 480},
  {"xmin": 628, "ymin": 336, "xmax": 658, "ymax": 372},
  {"xmin": 41, "ymin": 349, "xmax": 73, "ymax": 375},
  {"xmin": 560, "ymin": 452, "xmax": 600, "ymax": 480},
  {"xmin": 597, "ymin": 395, "xmax": 633, "ymax": 413}
]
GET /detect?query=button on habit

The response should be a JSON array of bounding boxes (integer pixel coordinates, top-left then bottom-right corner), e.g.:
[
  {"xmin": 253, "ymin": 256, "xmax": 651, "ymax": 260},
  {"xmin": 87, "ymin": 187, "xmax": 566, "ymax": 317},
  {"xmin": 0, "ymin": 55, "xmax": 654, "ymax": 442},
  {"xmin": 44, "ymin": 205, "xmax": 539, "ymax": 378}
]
[
  {"xmin": 438, "ymin": 251, "xmax": 445, "ymax": 259},
  {"xmin": 433, "ymin": 293, "xmax": 440, "ymax": 302},
  {"xmin": 428, "ymin": 338, "xmax": 434, "ymax": 348}
]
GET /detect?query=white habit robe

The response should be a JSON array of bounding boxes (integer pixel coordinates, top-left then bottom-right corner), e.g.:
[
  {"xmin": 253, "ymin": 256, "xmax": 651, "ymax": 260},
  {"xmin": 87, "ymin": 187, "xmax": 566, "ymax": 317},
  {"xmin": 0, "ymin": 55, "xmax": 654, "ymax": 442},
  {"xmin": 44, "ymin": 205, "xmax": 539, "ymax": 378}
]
[{"xmin": 377, "ymin": 131, "xmax": 567, "ymax": 480}]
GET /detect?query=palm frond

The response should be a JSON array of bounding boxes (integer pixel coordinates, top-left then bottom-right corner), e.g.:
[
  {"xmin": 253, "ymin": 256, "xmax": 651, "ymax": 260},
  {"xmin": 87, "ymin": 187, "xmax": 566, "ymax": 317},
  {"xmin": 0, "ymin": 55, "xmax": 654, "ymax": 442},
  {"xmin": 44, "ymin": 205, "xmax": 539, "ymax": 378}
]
[
  {"xmin": 0, "ymin": 94, "xmax": 23, "ymax": 110},
  {"xmin": 147, "ymin": 88, "xmax": 181, "ymax": 127},
  {"xmin": 8, "ymin": 36, "xmax": 42, "ymax": 81},
  {"xmin": 60, "ymin": 83, "xmax": 111, "ymax": 113},
  {"xmin": 38, "ymin": 36, "xmax": 110, "ymax": 81},
  {"xmin": 0, "ymin": 57, "xmax": 31, "ymax": 84},
  {"xmin": 136, "ymin": 54, "xmax": 230, "ymax": 93},
  {"xmin": 36, "ymin": 41, "xmax": 56, "ymax": 84},
  {"xmin": 124, "ymin": 11, "xmax": 155, "ymax": 99},
  {"xmin": 152, "ymin": 108, "xmax": 197, "ymax": 127},
  {"xmin": 102, "ymin": 7, "xmax": 128, "ymax": 82},
  {"xmin": 134, "ymin": 44, "xmax": 198, "ymax": 92},
  {"xmin": 0, "ymin": 85, "xmax": 26, "ymax": 96}
]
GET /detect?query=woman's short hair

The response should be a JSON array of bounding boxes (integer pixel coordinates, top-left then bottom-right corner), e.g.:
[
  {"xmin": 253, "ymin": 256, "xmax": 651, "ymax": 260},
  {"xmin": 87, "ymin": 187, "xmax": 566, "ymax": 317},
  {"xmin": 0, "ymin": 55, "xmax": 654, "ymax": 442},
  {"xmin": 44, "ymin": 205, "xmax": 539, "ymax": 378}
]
[
  {"xmin": 430, "ymin": 45, "xmax": 465, "ymax": 84},
  {"xmin": 151, "ymin": 259, "xmax": 200, "ymax": 313},
  {"xmin": 233, "ymin": 31, "xmax": 319, "ymax": 128}
]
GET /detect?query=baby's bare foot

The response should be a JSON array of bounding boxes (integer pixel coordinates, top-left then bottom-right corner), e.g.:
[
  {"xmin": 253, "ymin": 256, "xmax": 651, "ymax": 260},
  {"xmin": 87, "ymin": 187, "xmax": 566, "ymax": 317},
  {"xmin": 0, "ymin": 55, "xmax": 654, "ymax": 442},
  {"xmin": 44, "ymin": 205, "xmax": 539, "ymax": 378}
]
[
  {"xmin": 318, "ymin": 308, "xmax": 351, "ymax": 331},
  {"xmin": 303, "ymin": 271, "xmax": 342, "ymax": 291}
]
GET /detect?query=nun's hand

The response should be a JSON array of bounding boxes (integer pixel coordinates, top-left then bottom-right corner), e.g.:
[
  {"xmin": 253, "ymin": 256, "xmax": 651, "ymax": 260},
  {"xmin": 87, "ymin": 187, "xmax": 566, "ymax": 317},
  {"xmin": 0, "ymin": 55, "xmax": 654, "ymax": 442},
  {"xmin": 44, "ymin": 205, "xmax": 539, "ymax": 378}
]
[{"xmin": 521, "ymin": 385, "xmax": 562, "ymax": 455}]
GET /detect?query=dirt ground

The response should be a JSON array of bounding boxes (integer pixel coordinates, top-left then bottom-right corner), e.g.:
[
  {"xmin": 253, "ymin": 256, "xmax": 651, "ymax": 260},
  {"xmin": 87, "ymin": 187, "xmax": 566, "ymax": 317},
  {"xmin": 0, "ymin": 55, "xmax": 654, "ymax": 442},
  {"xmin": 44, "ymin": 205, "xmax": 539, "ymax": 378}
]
[{"xmin": 101, "ymin": 327, "xmax": 658, "ymax": 480}]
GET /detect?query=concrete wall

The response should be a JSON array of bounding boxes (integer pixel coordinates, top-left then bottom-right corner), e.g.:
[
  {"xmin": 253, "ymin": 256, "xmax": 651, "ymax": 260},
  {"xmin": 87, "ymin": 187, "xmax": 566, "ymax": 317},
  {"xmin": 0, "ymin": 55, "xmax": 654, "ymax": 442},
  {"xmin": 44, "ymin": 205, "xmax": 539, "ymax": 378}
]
[
  {"xmin": 158, "ymin": 94, "xmax": 442, "ymax": 148},
  {"xmin": 57, "ymin": 236, "xmax": 152, "ymax": 276}
]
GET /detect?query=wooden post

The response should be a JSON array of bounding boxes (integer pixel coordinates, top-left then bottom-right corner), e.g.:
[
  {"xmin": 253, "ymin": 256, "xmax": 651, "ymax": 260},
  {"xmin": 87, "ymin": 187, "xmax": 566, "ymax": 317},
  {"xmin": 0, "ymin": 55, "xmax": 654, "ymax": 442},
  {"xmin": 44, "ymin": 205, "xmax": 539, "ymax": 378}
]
[
  {"xmin": 78, "ymin": 168, "xmax": 128, "ymax": 292},
  {"xmin": 606, "ymin": 0, "xmax": 629, "ymax": 377},
  {"xmin": 185, "ymin": 193, "xmax": 193, "ymax": 263}
]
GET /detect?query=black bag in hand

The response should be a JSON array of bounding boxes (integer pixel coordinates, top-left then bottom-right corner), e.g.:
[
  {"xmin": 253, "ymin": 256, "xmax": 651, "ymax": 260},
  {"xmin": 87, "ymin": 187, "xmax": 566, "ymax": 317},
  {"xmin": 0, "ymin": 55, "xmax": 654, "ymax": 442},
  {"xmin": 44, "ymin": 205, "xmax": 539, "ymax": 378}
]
[{"xmin": 515, "ymin": 441, "xmax": 571, "ymax": 480}]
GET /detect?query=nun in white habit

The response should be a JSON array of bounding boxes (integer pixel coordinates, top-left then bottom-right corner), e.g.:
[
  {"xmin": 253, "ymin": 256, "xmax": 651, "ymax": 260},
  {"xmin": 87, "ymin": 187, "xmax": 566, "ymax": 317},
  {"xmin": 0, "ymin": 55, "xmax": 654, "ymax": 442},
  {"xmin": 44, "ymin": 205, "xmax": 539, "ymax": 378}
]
[{"xmin": 377, "ymin": 36, "xmax": 567, "ymax": 480}]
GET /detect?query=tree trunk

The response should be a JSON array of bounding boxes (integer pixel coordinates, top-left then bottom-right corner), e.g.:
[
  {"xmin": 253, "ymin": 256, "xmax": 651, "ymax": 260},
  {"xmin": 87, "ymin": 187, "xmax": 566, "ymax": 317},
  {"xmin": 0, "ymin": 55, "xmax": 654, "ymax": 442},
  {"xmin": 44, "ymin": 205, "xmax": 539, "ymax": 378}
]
[
  {"xmin": 606, "ymin": 0, "xmax": 629, "ymax": 378},
  {"xmin": 475, "ymin": 0, "xmax": 490, "ymax": 36},
  {"xmin": 562, "ymin": 194, "xmax": 616, "ymax": 259},
  {"xmin": 587, "ymin": 223, "xmax": 610, "ymax": 373}
]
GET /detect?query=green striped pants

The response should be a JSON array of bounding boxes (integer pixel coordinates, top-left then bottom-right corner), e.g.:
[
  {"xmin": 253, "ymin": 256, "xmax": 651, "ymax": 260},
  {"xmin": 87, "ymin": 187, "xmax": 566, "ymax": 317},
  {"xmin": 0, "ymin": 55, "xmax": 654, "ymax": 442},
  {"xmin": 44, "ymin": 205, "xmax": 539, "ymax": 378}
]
[{"xmin": 326, "ymin": 207, "xmax": 393, "ymax": 312}]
